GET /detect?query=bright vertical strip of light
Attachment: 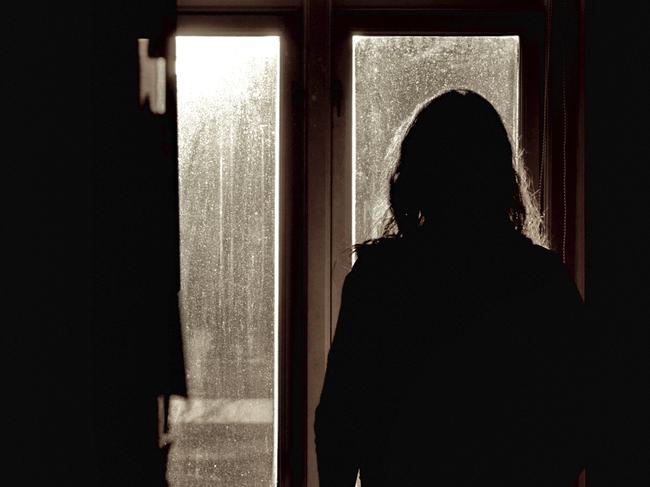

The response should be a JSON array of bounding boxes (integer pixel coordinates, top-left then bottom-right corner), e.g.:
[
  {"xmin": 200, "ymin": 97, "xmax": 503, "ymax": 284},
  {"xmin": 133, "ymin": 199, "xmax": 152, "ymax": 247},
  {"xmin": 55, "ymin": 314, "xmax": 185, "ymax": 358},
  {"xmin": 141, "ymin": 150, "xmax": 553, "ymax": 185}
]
[
  {"xmin": 272, "ymin": 35, "xmax": 280, "ymax": 487},
  {"xmin": 351, "ymin": 36, "xmax": 360, "ymax": 263},
  {"xmin": 514, "ymin": 36, "xmax": 521, "ymax": 159},
  {"xmin": 173, "ymin": 35, "xmax": 280, "ymax": 486}
]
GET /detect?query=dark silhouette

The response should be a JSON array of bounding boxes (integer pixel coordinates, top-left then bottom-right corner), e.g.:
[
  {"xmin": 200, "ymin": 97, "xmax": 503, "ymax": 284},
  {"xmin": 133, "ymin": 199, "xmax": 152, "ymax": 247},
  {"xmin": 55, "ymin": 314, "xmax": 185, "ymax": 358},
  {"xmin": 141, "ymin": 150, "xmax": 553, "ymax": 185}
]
[{"xmin": 315, "ymin": 90, "xmax": 589, "ymax": 486}]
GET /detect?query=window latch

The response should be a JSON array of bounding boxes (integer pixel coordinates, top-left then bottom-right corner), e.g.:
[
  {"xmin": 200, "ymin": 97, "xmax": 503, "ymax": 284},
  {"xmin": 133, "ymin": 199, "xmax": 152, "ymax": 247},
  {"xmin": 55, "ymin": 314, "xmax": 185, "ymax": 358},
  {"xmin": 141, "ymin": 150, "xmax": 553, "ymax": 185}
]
[{"xmin": 138, "ymin": 38, "xmax": 166, "ymax": 115}]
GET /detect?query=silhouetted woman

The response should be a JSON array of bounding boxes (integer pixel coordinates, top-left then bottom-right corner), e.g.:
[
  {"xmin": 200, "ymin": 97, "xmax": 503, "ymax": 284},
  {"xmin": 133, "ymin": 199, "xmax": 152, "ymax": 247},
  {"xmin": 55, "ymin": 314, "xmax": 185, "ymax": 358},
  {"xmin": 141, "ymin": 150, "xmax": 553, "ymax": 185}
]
[{"xmin": 315, "ymin": 90, "xmax": 588, "ymax": 486}]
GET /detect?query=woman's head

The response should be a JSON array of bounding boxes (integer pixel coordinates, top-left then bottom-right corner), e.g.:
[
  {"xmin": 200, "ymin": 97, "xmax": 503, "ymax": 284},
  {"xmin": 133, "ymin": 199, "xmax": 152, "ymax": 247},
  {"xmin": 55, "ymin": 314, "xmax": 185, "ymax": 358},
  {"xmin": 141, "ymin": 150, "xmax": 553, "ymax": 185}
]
[{"xmin": 379, "ymin": 89, "xmax": 546, "ymax": 246}]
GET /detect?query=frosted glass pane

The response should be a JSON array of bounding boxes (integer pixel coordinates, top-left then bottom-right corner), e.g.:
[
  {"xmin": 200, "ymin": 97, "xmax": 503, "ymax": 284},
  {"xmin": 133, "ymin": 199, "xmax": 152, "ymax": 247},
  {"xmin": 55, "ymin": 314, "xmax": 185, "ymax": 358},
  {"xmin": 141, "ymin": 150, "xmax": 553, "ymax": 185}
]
[
  {"xmin": 168, "ymin": 36, "xmax": 279, "ymax": 487},
  {"xmin": 353, "ymin": 36, "xmax": 520, "ymax": 244}
]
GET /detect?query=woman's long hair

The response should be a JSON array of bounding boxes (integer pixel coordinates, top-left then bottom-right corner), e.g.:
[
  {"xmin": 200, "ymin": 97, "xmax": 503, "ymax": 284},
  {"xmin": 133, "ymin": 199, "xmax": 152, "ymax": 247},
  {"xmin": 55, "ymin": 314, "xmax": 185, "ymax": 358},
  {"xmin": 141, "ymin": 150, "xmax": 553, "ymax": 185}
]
[{"xmin": 360, "ymin": 89, "xmax": 547, "ymax": 249}]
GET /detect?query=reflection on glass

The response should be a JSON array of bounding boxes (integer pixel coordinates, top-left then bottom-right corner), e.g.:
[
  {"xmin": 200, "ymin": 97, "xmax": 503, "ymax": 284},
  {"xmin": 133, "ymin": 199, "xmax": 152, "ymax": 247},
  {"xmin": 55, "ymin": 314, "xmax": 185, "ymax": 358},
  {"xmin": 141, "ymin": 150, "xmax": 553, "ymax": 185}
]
[
  {"xmin": 353, "ymin": 36, "xmax": 520, "ymax": 245},
  {"xmin": 168, "ymin": 36, "xmax": 279, "ymax": 487}
]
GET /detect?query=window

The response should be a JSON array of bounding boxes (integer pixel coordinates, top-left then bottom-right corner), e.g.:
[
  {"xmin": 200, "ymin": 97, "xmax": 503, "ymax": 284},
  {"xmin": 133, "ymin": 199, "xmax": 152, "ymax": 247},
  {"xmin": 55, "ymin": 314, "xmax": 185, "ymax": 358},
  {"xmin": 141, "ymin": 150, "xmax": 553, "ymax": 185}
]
[
  {"xmin": 351, "ymin": 34, "xmax": 520, "ymax": 247},
  {"xmin": 170, "ymin": 35, "xmax": 280, "ymax": 486},
  {"xmin": 166, "ymin": 3, "xmax": 582, "ymax": 487},
  {"xmin": 168, "ymin": 13, "xmax": 302, "ymax": 487}
]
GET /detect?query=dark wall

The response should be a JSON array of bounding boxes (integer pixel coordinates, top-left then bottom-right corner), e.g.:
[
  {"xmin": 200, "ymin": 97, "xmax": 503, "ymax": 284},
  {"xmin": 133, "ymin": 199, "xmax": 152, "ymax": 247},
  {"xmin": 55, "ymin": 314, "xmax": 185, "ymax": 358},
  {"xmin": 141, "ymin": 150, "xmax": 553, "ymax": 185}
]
[
  {"xmin": 89, "ymin": 1, "xmax": 185, "ymax": 485},
  {"xmin": 26, "ymin": 1, "xmax": 183, "ymax": 485},
  {"xmin": 585, "ymin": 1, "xmax": 650, "ymax": 485},
  {"xmin": 17, "ymin": 1, "xmax": 94, "ymax": 484}
]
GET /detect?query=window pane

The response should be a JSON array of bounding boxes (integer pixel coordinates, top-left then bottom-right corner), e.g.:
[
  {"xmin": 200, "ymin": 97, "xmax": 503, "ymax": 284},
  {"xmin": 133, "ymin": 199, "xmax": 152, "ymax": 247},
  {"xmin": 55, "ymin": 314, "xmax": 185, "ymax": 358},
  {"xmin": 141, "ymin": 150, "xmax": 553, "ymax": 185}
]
[
  {"xmin": 353, "ymin": 36, "xmax": 520, "ymax": 244},
  {"xmin": 169, "ymin": 36, "xmax": 280, "ymax": 487}
]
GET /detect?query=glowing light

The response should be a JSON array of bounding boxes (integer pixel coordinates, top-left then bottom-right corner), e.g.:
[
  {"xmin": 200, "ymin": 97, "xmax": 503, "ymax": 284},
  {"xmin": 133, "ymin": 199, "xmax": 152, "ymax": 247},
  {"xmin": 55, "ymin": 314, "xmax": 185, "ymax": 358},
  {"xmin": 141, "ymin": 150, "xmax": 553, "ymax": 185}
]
[{"xmin": 171, "ymin": 35, "xmax": 280, "ymax": 487}]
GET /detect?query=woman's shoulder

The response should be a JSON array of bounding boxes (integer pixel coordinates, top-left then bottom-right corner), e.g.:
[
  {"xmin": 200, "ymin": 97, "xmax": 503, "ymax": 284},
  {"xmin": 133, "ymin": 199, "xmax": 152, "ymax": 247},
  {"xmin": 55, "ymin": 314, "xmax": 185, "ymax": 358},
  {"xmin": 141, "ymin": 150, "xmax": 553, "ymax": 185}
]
[
  {"xmin": 354, "ymin": 236, "xmax": 402, "ymax": 259},
  {"xmin": 517, "ymin": 240, "xmax": 566, "ymax": 274},
  {"xmin": 513, "ymin": 239, "xmax": 582, "ymax": 301},
  {"xmin": 350, "ymin": 237, "xmax": 406, "ymax": 280},
  {"xmin": 354, "ymin": 236, "xmax": 416, "ymax": 268}
]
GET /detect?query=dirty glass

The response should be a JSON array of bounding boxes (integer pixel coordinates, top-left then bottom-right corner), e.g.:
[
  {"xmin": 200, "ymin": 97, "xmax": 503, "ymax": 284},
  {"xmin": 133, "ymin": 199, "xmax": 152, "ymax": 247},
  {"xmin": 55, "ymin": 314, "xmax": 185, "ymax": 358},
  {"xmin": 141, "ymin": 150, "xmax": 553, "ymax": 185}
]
[
  {"xmin": 352, "ymin": 36, "xmax": 520, "ymax": 245},
  {"xmin": 168, "ymin": 36, "xmax": 280, "ymax": 487}
]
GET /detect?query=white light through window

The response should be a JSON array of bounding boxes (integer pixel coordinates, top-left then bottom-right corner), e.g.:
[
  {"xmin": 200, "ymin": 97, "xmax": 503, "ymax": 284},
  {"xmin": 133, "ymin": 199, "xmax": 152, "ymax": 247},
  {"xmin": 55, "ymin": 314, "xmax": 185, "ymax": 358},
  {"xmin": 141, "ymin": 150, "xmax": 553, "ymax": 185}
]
[{"xmin": 169, "ymin": 36, "xmax": 280, "ymax": 487}]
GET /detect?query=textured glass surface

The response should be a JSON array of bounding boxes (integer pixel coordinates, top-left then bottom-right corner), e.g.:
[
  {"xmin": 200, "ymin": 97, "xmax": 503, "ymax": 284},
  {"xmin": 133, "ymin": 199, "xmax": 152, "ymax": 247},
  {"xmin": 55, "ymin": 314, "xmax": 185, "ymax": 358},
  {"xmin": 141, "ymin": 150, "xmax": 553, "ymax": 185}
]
[
  {"xmin": 353, "ymin": 36, "xmax": 520, "ymax": 244},
  {"xmin": 168, "ymin": 36, "xmax": 279, "ymax": 487}
]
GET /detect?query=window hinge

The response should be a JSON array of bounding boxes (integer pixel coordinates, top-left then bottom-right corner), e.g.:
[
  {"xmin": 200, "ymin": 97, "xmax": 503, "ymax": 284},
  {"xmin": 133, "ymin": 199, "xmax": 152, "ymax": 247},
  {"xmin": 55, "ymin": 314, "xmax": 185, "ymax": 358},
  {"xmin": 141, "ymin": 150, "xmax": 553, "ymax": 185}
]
[
  {"xmin": 157, "ymin": 394, "xmax": 172, "ymax": 448},
  {"xmin": 138, "ymin": 38, "xmax": 166, "ymax": 115}
]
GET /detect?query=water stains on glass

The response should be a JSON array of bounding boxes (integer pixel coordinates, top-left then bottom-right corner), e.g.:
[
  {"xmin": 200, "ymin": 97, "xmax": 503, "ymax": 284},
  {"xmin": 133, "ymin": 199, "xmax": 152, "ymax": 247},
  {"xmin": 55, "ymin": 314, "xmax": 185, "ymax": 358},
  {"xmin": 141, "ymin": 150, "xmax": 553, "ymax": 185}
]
[{"xmin": 169, "ymin": 36, "xmax": 280, "ymax": 487}]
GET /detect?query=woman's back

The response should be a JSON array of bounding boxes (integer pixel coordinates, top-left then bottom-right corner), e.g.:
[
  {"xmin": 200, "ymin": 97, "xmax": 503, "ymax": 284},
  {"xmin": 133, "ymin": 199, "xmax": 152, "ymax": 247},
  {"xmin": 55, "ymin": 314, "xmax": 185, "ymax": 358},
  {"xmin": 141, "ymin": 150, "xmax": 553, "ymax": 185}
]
[{"xmin": 316, "ymin": 233, "xmax": 587, "ymax": 486}]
